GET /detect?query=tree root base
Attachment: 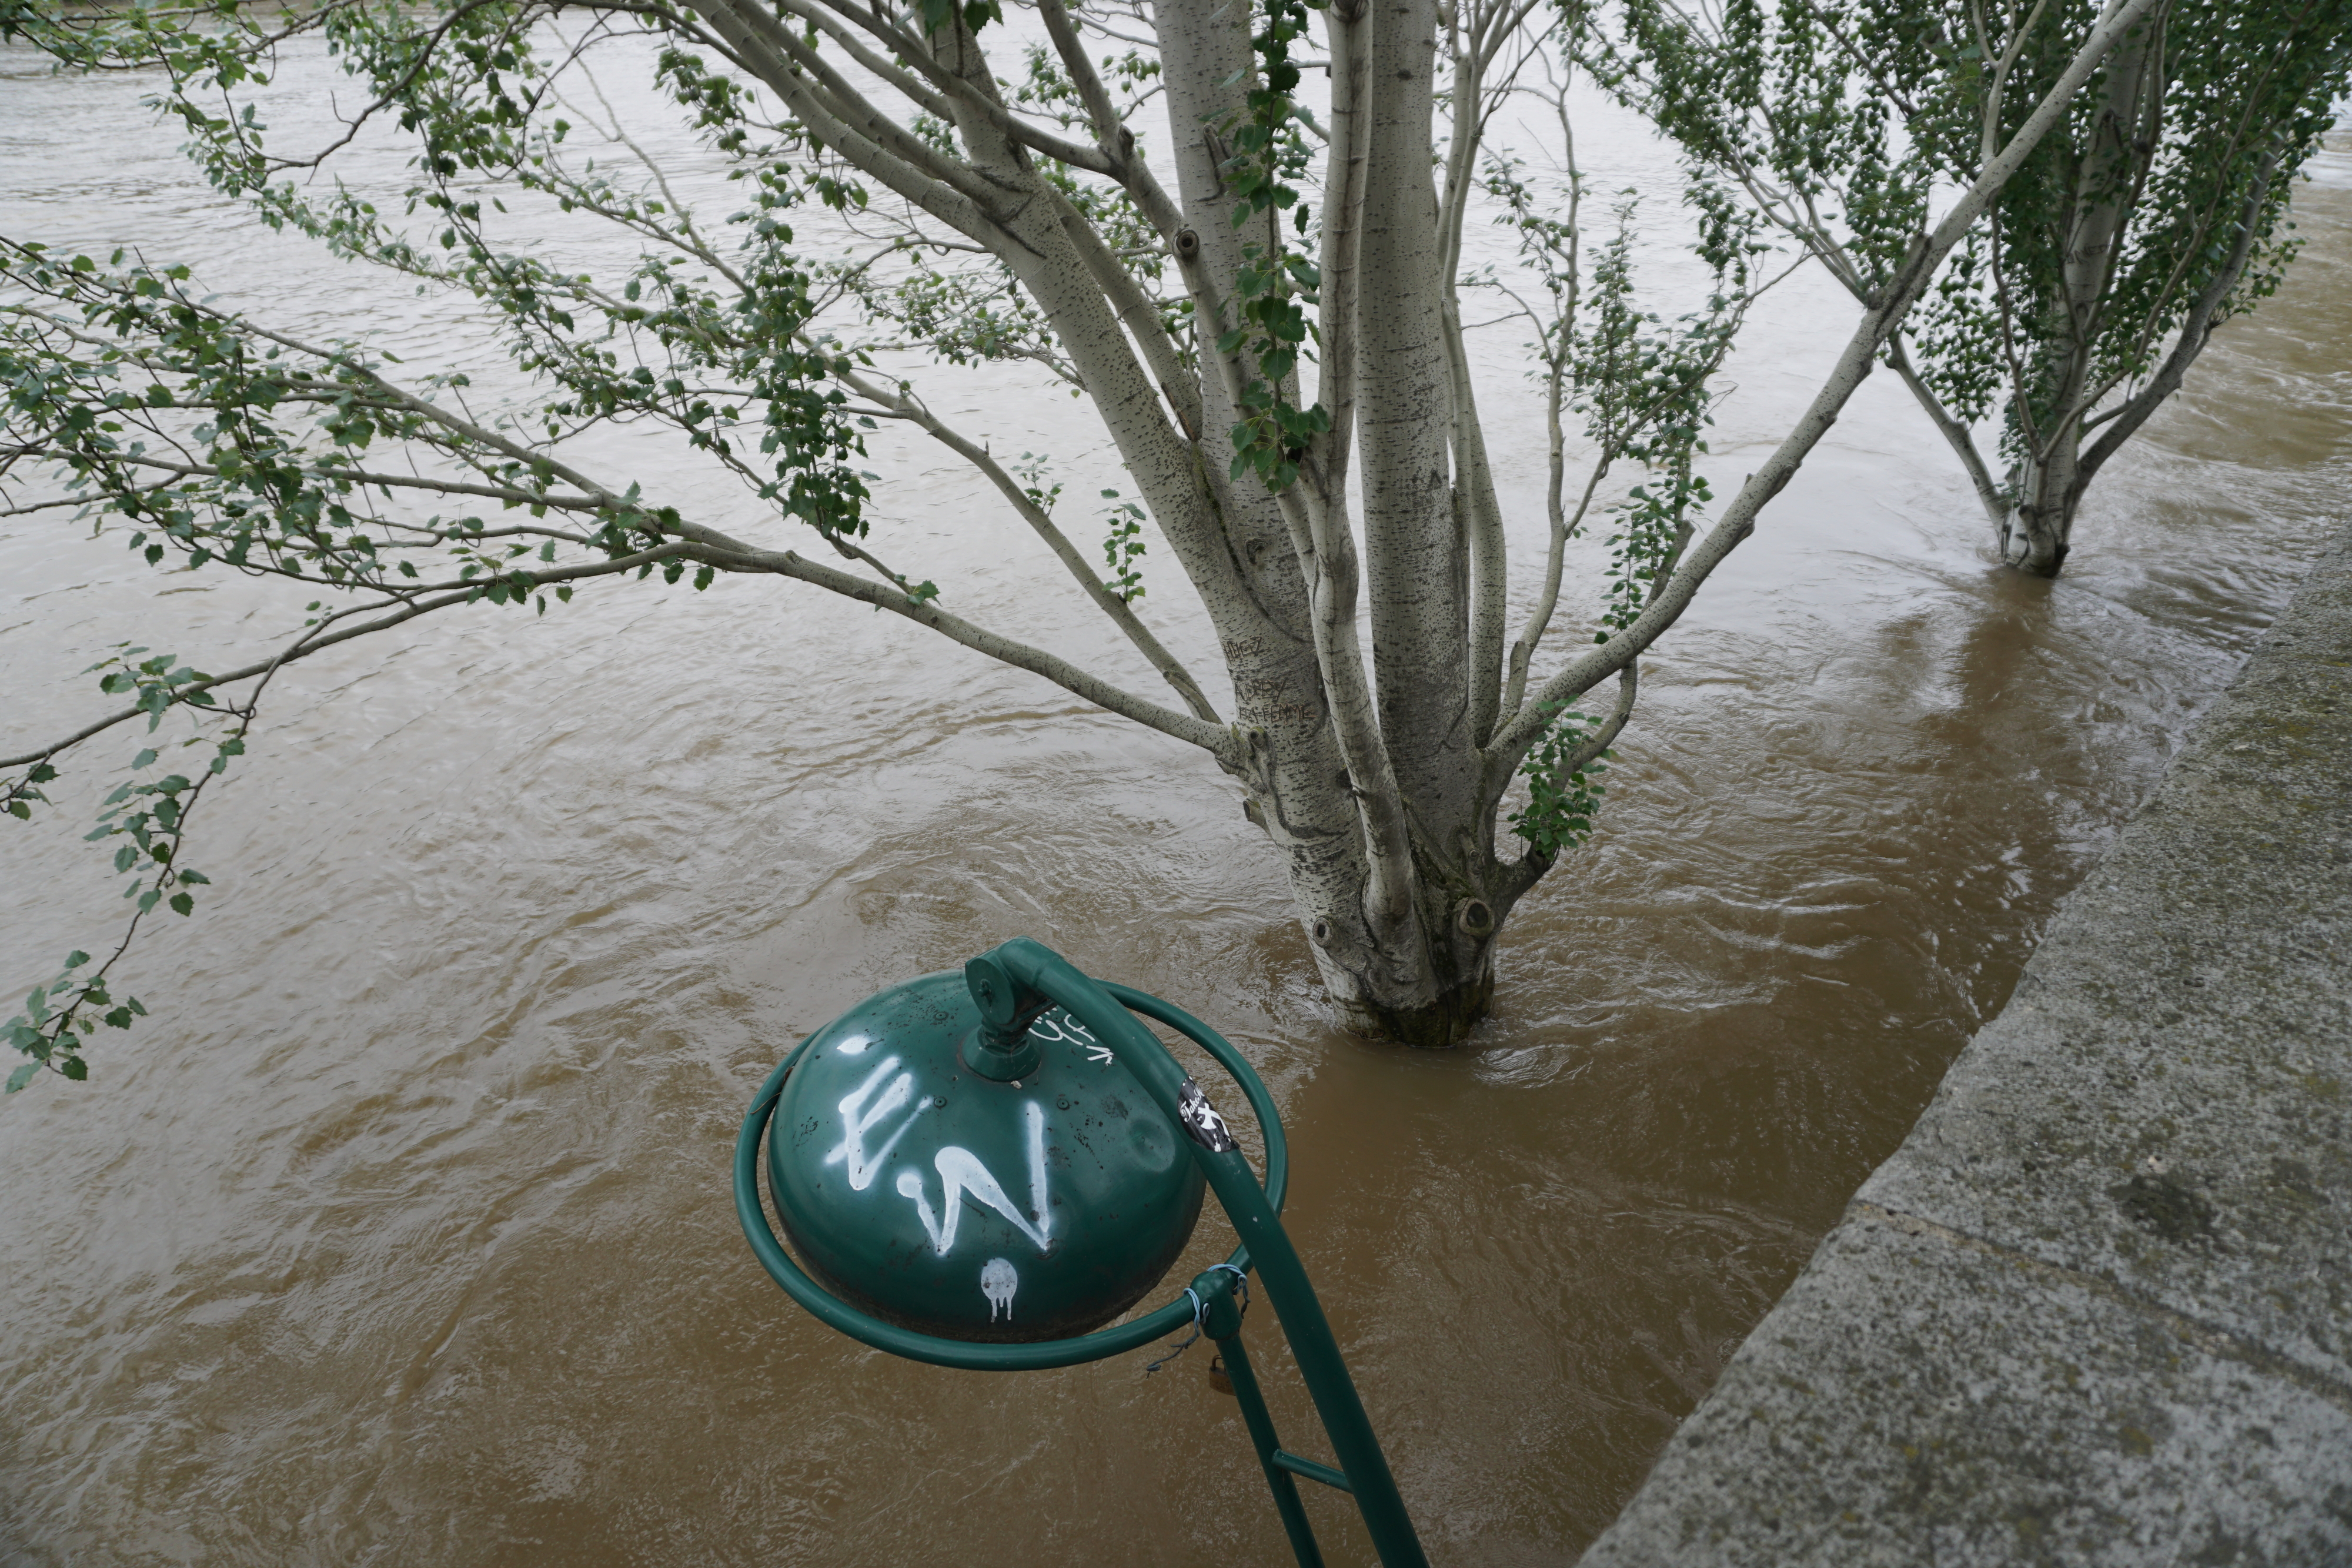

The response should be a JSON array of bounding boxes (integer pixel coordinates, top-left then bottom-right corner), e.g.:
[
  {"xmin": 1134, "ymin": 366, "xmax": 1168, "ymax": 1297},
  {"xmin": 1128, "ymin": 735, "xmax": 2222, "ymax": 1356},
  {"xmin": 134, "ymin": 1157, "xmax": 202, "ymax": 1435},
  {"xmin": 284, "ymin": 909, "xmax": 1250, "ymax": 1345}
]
[{"xmin": 1331, "ymin": 966, "xmax": 1495, "ymax": 1048}]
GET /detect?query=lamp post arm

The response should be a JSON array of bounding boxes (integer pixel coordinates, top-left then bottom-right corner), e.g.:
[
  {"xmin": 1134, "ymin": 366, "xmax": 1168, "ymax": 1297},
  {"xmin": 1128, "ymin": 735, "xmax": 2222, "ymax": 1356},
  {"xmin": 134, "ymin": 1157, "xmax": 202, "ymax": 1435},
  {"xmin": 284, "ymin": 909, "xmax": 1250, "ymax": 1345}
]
[{"xmin": 981, "ymin": 938, "xmax": 1432, "ymax": 1568}]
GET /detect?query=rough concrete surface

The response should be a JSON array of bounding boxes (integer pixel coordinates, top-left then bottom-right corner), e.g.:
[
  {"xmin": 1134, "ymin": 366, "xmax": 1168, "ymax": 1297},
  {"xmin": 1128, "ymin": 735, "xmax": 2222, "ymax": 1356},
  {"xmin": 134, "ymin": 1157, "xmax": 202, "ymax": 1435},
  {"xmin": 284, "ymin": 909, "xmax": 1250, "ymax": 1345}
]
[{"xmin": 1580, "ymin": 525, "xmax": 2352, "ymax": 1568}]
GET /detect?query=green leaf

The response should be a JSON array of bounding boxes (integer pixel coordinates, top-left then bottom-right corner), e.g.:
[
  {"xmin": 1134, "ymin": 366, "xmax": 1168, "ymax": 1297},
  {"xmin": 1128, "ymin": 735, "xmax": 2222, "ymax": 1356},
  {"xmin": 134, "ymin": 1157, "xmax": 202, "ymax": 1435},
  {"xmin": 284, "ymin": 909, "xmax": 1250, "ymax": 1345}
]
[{"xmin": 5, "ymin": 1062, "xmax": 36, "ymax": 1094}]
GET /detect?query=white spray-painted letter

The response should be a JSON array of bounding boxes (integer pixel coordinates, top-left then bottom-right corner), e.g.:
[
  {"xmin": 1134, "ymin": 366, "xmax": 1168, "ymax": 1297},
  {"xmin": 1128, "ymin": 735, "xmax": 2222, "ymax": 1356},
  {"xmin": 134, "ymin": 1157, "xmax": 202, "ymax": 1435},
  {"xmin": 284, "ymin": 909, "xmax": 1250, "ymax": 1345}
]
[
  {"xmin": 895, "ymin": 1101, "xmax": 1053, "ymax": 1256},
  {"xmin": 823, "ymin": 1055, "xmax": 926, "ymax": 1192}
]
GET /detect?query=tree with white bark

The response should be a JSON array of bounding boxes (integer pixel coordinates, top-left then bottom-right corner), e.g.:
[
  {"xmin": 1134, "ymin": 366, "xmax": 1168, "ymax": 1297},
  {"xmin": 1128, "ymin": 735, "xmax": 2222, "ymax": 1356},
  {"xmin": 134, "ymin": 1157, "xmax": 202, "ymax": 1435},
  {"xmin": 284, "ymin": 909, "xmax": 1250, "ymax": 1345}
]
[
  {"xmin": 1590, "ymin": 0, "xmax": 2352, "ymax": 576},
  {"xmin": 2, "ymin": 0, "xmax": 2162, "ymax": 1081}
]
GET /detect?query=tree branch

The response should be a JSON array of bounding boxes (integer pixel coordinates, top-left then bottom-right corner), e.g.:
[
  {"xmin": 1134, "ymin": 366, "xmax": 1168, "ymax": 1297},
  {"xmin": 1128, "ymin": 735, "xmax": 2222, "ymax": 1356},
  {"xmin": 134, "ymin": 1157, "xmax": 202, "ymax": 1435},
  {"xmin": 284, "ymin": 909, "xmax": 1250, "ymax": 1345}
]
[
  {"xmin": 683, "ymin": 539, "xmax": 1234, "ymax": 758},
  {"xmin": 1, "ymin": 544, "xmax": 688, "ymax": 770},
  {"xmin": 832, "ymin": 363, "xmax": 1222, "ymax": 723},
  {"xmin": 1882, "ymin": 330, "xmax": 2006, "ymax": 527},
  {"xmin": 2076, "ymin": 145, "xmax": 2282, "ymax": 486}
]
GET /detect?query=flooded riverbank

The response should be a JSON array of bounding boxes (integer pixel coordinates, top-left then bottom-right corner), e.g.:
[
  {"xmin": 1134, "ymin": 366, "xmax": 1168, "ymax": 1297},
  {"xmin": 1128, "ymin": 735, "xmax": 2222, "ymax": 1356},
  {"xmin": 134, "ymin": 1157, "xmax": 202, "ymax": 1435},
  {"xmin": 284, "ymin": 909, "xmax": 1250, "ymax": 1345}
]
[{"xmin": 4, "ymin": 41, "xmax": 2348, "ymax": 1565}]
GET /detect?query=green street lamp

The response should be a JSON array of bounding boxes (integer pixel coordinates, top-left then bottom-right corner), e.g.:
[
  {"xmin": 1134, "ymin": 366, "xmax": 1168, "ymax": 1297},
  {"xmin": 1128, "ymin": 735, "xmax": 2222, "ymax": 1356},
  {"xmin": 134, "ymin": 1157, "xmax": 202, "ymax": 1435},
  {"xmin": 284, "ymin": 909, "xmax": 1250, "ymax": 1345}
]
[{"xmin": 736, "ymin": 936, "xmax": 1429, "ymax": 1568}]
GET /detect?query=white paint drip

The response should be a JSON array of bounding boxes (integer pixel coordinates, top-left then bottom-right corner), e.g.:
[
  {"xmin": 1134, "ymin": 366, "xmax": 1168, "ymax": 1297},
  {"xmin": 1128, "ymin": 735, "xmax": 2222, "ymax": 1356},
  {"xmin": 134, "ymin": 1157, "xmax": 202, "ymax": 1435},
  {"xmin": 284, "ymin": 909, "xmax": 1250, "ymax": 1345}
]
[
  {"xmin": 822, "ymin": 1055, "xmax": 926, "ymax": 1192},
  {"xmin": 980, "ymin": 1258, "xmax": 1017, "ymax": 1321},
  {"xmin": 894, "ymin": 1101, "xmax": 1053, "ymax": 1256}
]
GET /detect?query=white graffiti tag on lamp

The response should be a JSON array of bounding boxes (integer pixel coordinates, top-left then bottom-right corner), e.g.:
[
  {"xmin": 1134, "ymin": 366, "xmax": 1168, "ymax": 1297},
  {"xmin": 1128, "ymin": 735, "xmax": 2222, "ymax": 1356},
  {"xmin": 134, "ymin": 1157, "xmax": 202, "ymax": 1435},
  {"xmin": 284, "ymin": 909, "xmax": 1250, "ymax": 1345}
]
[
  {"xmin": 822, "ymin": 1055, "xmax": 928, "ymax": 1192},
  {"xmin": 1027, "ymin": 1011, "xmax": 1116, "ymax": 1065},
  {"xmin": 980, "ymin": 1258, "xmax": 1018, "ymax": 1320},
  {"xmin": 894, "ymin": 1101, "xmax": 1053, "ymax": 1256}
]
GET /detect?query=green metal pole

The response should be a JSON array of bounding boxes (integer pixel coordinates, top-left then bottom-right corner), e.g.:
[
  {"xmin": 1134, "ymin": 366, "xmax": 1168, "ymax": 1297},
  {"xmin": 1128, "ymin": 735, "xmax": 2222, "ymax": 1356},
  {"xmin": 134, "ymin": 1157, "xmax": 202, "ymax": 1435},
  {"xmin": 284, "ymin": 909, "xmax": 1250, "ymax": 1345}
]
[
  {"xmin": 985, "ymin": 940, "xmax": 1431, "ymax": 1568},
  {"xmin": 1195, "ymin": 1271, "xmax": 1325, "ymax": 1568}
]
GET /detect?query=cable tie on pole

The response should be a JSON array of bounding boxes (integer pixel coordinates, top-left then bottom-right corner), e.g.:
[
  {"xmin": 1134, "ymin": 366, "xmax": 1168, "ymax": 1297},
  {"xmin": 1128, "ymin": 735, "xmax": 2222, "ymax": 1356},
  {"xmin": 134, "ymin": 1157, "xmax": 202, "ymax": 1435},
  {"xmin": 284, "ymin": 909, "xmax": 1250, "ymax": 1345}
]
[
  {"xmin": 1144, "ymin": 1287, "xmax": 1207, "ymax": 1375},
  {"xmin": 1208, "ymin": 1262, "xmax": 1250, "ymax": 1318}
]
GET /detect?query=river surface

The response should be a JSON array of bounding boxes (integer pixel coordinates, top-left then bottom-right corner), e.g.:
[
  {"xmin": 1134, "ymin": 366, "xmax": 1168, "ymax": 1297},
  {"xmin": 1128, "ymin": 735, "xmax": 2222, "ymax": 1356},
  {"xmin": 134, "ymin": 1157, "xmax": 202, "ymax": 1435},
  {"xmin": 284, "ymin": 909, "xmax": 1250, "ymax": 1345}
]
[{"xmin": 3, "ymin": 35, "xmax": 2348, "ymax": 1567}]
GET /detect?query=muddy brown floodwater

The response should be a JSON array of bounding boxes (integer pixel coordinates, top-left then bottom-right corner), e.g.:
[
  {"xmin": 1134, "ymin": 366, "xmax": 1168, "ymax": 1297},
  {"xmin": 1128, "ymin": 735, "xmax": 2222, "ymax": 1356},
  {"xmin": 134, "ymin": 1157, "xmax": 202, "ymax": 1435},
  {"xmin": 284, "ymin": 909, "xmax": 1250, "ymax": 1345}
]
[{"xmin": 3, "ymin": 39, "xmax": 2348, "ymax": 1567}]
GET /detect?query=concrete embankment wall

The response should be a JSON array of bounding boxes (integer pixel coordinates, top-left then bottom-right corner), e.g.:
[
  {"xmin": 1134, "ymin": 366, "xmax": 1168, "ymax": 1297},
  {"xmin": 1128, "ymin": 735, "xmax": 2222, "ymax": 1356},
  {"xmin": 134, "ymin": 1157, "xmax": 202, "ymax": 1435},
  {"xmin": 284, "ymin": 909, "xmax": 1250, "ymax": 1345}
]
[{"xmin": 1579, "ymin": 526, "xmax": 2352, "ymax": 1567}]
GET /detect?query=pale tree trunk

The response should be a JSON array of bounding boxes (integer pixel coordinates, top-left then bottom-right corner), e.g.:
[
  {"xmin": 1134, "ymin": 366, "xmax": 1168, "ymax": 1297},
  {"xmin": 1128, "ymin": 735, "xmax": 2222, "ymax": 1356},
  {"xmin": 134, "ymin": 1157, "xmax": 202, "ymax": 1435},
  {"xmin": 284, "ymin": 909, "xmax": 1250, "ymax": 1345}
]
[
  {"xmin": 1345, "ymin": 0, "xmax": 1494, "ymax": 1040},
  {"xmin": 2003, "ymin": 420, "xmax": 2085, "ymax": 576},
  {"xmin": 1152, "ymin": 0, "xmax": 1519, "ymax": 1043},
  {"xmin": 2001, "ymin": 14, "xmax": 2161, "ymax": 576},
  {"xmin": 2002, "ymin": 142, "xmax": 2284, "ymax": 576},
  {"xmin": 1149, "ymin": 1, "xmax": 1391, "ymax": 1035},
  {"xmin": 1078, "ymin": 2, "xmax": 1475, "ymax": 1041}
]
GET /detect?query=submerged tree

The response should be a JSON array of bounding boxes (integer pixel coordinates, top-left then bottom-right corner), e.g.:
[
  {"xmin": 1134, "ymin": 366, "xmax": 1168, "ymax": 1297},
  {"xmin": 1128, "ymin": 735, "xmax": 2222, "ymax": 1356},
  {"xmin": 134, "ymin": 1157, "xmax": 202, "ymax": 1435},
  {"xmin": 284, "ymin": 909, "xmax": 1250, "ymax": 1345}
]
[
  {"xmin": 1593, "ymin": 0, "xmax": 2352, "ymax": 576},
  {"xmin": 2, "ymin": 0, "xmax": 2157, "ymax": 1078}
]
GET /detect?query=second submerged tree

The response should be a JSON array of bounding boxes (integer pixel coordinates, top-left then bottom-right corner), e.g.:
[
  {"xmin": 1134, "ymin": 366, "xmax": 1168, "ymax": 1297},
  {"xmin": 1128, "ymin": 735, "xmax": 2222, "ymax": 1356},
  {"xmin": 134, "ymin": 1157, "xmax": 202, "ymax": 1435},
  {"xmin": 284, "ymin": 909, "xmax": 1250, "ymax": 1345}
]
[{"xmin": 1595, "ymin": 0, "xmax": 2352, "ymax": 575}]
